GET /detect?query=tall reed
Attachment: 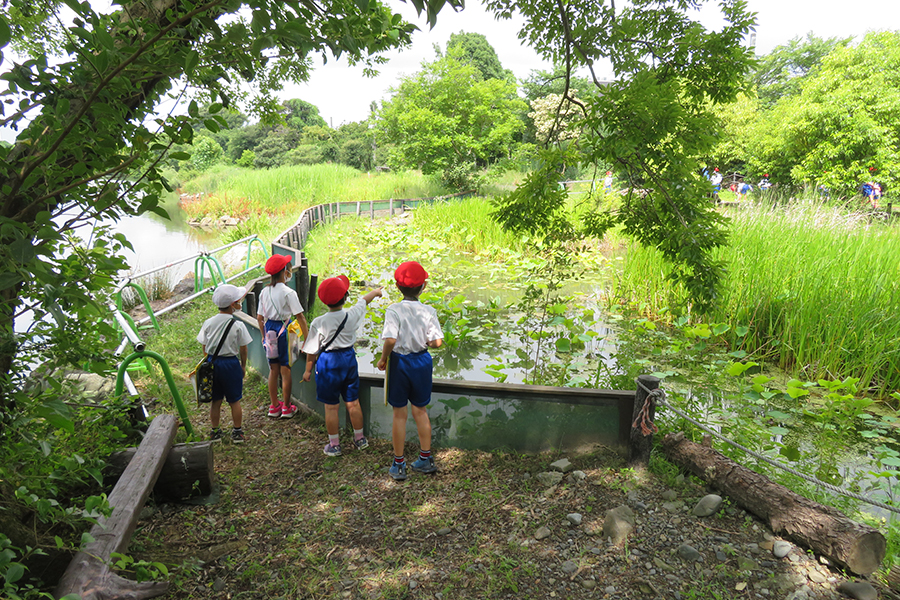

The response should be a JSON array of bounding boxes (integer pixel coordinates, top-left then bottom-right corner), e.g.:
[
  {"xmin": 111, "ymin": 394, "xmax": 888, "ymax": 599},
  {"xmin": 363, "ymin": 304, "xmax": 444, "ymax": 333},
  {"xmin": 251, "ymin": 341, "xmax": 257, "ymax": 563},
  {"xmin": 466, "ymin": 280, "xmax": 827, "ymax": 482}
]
[
  {"xmin": 179, "ymin": 164, "xmax": 450, "ymax": 217},
  {"xmin": 411, "ymin": 197, "xmax": 527, "ymax": 256},
  {"xmin": 613, "ymin": 199, "xmax": 900, "ymax": 394}
]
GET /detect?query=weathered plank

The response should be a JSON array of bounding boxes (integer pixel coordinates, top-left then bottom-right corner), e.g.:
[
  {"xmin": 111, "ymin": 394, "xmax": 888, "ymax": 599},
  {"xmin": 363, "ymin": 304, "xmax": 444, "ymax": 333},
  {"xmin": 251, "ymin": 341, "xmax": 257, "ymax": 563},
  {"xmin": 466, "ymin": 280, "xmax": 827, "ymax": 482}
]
[{"xmin": 55, "ymin": 414, "xmax": 177, "ymax": 599}]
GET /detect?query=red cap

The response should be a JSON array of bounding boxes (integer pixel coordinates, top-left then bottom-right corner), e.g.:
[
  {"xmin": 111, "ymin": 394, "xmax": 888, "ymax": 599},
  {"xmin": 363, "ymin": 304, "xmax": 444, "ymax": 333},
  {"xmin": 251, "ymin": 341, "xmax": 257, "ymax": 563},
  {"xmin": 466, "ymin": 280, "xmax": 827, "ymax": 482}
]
[
  {"xmin": 394, "ymin": 261, "xmax": 428, "ymax": 287},
  {"xmin": 265, "ymin": 254, "xmax": 292, "ymax": 275},
  {"xmin": 714, "ymin": 168, "xmax": 719, "ymax": 172},
  {"xmin": 318, "ymin": 275, "xmax": 350, "ymax": 305}
]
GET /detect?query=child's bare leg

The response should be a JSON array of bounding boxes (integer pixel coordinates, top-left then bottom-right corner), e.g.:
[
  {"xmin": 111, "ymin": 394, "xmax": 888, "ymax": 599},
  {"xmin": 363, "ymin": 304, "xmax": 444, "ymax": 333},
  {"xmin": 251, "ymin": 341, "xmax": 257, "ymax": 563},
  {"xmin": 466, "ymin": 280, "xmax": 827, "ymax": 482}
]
[
  {"xmin": 280, "ymin": 365, "xmax": 293, "ymax": 406},
  {"xmin": 325, "ymin": 404, "xmax": 340, "ymax": 435},
  {"xmin": 267, "ymin": 366, "xmax": 280, "ymax": 405},
  {"xmin": 392, "ymin": 406, "xmax": 407, "ymax": 456},
  {"xmin": 230, "ymin": 401, "xmax": 243, "ymax": 429},
  {"xmin": 346, "ymin": 400, "xmax": 364, "ymax": 431},
  {"xmin": 210, "ymin": 399, "xmax": 223, "ymax": 429},
  {"xmin": 410, "ymin": 405, "xmax": 432, "ymax": 452}
]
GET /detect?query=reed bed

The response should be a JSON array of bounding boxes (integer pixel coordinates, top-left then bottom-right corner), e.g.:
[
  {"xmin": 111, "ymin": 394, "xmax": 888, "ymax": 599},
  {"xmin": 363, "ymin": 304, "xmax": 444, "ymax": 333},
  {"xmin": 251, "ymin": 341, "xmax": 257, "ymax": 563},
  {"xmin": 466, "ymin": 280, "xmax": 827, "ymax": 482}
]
[
  {"xmin": 179, "ymin": 164, "xmax": 450, "ymax": 217},
  {"xmin": 411, "ymin": 197, "xmax": 527, "ymax": 255},
  {"xmin": 613, "ymin": 199, "xmax": 900, "ymax": 394}
]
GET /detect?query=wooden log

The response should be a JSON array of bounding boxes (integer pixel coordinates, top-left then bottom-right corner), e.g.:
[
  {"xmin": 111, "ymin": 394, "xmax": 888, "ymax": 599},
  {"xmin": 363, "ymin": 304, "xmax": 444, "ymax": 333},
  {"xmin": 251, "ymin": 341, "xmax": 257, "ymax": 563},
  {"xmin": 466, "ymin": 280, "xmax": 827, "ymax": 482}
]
[
  {"xmin": 56, "ymin": 414, "xmax": 177, "ymax": 599},
  {"xmin": 629, "ymin": 375, "xmax": 659, "ymax": 468},
  {"xmin": 104, "ymin": 441, "xmax": 215, "ymax": 500},
  {"xmin": 661, "ymin": 432, "xmax": 886, "ymax": 575}
]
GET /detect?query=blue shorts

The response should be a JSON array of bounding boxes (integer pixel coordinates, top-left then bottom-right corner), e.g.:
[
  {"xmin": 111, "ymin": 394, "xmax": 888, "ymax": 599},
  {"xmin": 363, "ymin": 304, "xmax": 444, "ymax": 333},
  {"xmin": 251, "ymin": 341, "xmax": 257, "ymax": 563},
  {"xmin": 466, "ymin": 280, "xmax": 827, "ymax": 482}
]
[
  {"xmin": 387, "ymin": 350, "xmax": 432, "ymax": 408},
  {"xmin": 265, "ymin": 320, "xmax": 289, "ymax": 367},
  {"xmin": 211, "ymin": 356, "xmax": 242, "ymax": 404},
  {"xmin": 315, "ymin": 347, "xmax": 359, "ymax": 406}
]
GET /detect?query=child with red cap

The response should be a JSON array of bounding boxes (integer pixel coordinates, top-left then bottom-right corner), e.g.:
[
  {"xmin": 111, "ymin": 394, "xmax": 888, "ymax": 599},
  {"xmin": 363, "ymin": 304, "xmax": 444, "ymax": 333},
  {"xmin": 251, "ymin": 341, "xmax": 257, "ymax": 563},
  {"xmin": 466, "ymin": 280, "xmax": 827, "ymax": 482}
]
[
  {"xmin": 377, "ymin": 261, "xmax": 444, "ymax": 481},
  {"xmin": 256, "ymin": 254, "xmax": 309, "ymax": 419},
  {"xmin": 302, "ymin": 276, "xmax": 383, "ymax": 456}
]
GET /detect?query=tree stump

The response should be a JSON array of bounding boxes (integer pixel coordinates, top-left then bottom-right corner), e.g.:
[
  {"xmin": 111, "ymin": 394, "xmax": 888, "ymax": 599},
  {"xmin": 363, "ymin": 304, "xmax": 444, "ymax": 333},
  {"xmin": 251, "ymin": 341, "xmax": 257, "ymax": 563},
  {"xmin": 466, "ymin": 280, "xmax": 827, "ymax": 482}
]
[
  {"xmin": 105, "ymin": 441, "xmax": 215, "ymax": 500},
  {"xmin": 55, "ymin": 414, "xmax": 177, "ymax": 599},
  {"xmin": 662, "ymin": 432, "xmax": 886, "ymax": 575}
]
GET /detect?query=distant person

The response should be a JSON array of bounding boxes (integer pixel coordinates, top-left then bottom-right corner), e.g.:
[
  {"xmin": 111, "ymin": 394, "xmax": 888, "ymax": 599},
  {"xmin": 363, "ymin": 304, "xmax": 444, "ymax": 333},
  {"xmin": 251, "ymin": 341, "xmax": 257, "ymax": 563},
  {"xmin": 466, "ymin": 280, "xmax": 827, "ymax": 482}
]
[
  {"xmin": 603, "ymin": 171, "xmax": 613, "ymax": 191},
  {"xmin": 759, "ymin": 175, "xmax": 771, "ymax": 191},
  {"xmin": 197, "ymin": 284, "xmax": 252, "ymax": 443},
  {"xmin": 257, "ymin": 254, "xmax": 309, "ymax": 419},
  {"xmin": 710, "ymin": 168, "xmax": 723, "ymax": 201},
  {"xmin": 737, "ymin": 181, "xmax": 752, "ymax": 200},
  {"xmin": 302, "ymin": 275, "xmax": 383, "ymax": 457},
  {"xmin": 377, "ymin": 261, "xmax": 443, "ymax": 481}
]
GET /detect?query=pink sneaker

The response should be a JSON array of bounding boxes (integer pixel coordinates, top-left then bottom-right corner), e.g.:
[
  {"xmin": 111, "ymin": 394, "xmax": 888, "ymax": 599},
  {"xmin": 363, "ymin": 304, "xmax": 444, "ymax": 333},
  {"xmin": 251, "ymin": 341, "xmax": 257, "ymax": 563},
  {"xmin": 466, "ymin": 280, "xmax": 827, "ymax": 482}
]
[
  {"xmin": 267, "ymin": 403, "xmax": 282, "ymax": 418},
  {"xmin": 281, "ymin": 403, "xmax": 298, "ymax": 419}
]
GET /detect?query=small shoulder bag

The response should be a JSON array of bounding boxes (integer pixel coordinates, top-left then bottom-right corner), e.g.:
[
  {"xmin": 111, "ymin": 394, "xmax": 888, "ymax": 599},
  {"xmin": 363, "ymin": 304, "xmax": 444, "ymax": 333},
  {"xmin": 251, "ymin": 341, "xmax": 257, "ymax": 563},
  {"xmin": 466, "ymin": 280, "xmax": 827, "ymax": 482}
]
[{"xmin": 195, "ymin": 318, "xmax": 236, "ymax": 405}]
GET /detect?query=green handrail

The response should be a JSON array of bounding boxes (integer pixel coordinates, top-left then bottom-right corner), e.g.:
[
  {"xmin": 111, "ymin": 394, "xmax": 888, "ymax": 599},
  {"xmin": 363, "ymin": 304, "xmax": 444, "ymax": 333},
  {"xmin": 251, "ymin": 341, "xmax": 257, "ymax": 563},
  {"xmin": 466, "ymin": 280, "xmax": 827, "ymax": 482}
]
[
  {"xmin": 115, "ymin": 350, "xmax": 193, "ymax": 438},
  {"xmin": 245, "ymin": 236, "xmax": 269, "ymax": 270},
  {"xmin": 194, "ymin": 255, "xmax": 226, "ymax": 292},
  {"xmin": 114, "ymin": 282, "xmax": 160, "ymax": 331}
]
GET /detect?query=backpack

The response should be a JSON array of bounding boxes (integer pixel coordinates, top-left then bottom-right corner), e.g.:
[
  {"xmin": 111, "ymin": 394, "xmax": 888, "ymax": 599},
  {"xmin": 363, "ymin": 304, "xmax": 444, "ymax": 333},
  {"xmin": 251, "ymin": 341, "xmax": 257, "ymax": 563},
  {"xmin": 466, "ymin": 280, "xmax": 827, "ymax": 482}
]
[{"xmin": 193, "ymin": 318, "xmax": 236, "ymax": 405}]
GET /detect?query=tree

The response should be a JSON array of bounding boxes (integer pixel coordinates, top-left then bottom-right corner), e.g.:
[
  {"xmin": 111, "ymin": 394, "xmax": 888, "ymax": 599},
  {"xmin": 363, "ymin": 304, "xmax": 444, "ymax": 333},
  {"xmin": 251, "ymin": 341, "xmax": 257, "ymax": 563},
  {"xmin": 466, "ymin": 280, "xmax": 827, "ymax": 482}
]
[
  {"xmin": 745, "ymin": 31, "xmax": 900, "ymax": 197},
  {"xmin": 447, "ymin": 31, "xmax": 512, "ymax": 81},
  {"xmin": 378, "ymin": 45, "xmax": 526, "ymax": 189},
  {"xmin": 753, "ymin": 33, "xmax": 851, "ymax": 107},
  {"xmin": 283, "ymin": 98, "xmax": 328, "ymax": 130},
  {"xmin": 486, "ymin": 0, "xmax": 756, "ymax": 309},
  {"xmin": 0, "ymin": 0, "xmax": 458, "ymax": 414}
]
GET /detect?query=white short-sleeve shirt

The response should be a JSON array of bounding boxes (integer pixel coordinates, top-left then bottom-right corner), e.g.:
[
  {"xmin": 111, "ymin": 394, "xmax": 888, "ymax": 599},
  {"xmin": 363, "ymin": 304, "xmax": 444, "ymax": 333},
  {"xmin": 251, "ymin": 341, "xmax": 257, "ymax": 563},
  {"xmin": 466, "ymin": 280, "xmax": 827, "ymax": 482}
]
[
  {"xmin": 197, "ymin": 313, "xmax": 252, "ymax": 357},
  {"xmin": 302, "ymin": 298, "xmax": 369, "ymax": 355},
  {"xmin": 256, "ymin": 283, "xmax": 303, "ymax": 322},
  {"xmin": 381, "ymin": 300, "xmax": 443, "ymax": 355}
]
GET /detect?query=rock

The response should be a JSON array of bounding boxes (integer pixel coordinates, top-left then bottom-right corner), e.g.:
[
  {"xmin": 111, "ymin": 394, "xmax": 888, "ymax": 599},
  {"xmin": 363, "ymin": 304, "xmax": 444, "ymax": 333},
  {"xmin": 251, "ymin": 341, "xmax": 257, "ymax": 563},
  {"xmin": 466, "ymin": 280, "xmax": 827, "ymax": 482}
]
[
  {"xmin": 581, "ymin": 580, "xmax": 597, "ymax": 590},
  {"xmin": 662, "ymin": 501, "xmax": 685, "ymax": 512},
  {"xmin": 436, "ymin": 527, "xmax": 452, "ymax": 536},
  {"xmin": 808, "ymin": 569, "xmax": 826, "ymax": 583},
  {"xmin": 677, "ymin": 544, "xmax": 701, "ymax": 562},
  {"xmin": 550, "ymin": 458, "xmax": 573, "ymax": 473},
  {"xmin": 535, "ymin": 526, "xmax": 552, "ymax": 540},
  {"xmin": 561, "ymin": 560, "xmax": 578, "ymax": 574},
  {"xmin": 566, "ymin": 513, "xmax": 582, "ymax": 526},
  {"xmin": 409, "ymin": 580, "xmax": 418, "ymax": 590},
  {"xmin": 759, "ymin": 539, "xmax": 774, "ymax": 551},
  {"xmin": 212, "ymin": 577, "xmax": 226, "ymax": 592},
  {"xmin": 653, "ymin": 557, "xmax": 676, "ymax": 572},
  {"xmin": 837, "ymin": 581, "xmax": 877, "ymax": 600},
  {"xmin": 568, "ymin": 470, "xmax": 586, "ymax": 482},
  {"xmin": 773, "ymin": 540, "xmax": 792, "ymax": 558},
  {"xmin": 692, "ymin": 494, "xmax": 723, "ymax": 517},
  {"xmin": 675, "ymin": 474, "xmax": 686, "ymax": 485},
  {"xmin": 736, "ymin": 556, "xmax": 758, "ymax": 571},
  {"xmin": 604, "ymin": 586, "xmax": 617, "ymax": 594},
  {"xmin": 602, "ymin": 505, "xmax": 635, "ymax": 545},
  {"xmin": 661, "ymin": 489, "xmax": 678, "ymax": 501},
  {"xmin": 536, "ymin": 471, "xmax": 564, "ymax": 487}
]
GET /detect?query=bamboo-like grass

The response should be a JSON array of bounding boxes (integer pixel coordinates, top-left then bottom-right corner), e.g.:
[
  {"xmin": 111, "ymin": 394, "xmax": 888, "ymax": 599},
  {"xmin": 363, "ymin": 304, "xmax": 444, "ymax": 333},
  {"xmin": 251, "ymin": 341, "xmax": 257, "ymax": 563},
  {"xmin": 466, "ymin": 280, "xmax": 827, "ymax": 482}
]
[
  {"xmin": 411, "ymin": 197, "xmax": 527, "ymax": 255},
  {"xmin": 179, "ymin": 164, "xmax": 450, "ymax": 217},
  {"xmin": 613, "ymin": 199, "xmax": 900, "ymax": 394}
]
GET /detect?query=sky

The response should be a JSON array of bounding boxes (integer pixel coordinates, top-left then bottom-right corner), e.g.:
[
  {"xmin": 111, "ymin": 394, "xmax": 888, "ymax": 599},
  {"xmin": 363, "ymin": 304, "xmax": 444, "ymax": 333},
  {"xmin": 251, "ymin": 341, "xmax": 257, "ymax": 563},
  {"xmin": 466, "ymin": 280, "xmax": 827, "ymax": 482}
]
[
  {"xmin": 291, "ymin": 0, "xmax": 900, "ymax": 128},
  {"xmin": 1, "ymin": 0, "xmax": 899, "ymax": 141}
]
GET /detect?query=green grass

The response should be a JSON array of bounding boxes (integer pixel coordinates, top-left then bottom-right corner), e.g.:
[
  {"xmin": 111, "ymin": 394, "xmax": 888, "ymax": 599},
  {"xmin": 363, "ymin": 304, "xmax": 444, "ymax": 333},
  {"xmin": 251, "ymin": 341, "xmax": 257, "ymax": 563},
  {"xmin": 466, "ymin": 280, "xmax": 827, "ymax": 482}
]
[
  {"xmin": 613, "ymin": 198, "xmax": 900, "ymax": 395},
  {"xmin": 178, "ymin": 164, "xmax": 451, "ymax": 219},
  {"xmin": 411, "ymin": 197, "xmax": 528, "ymax": 256}
]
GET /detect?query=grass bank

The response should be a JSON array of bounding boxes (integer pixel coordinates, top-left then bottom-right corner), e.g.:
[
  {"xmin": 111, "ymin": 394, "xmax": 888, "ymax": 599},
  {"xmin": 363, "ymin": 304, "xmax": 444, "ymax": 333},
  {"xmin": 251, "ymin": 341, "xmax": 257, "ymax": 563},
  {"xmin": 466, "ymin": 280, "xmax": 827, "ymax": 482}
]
[{"xmin": 613, "ymin": 199, "xmax": 900, "ymax": 395}]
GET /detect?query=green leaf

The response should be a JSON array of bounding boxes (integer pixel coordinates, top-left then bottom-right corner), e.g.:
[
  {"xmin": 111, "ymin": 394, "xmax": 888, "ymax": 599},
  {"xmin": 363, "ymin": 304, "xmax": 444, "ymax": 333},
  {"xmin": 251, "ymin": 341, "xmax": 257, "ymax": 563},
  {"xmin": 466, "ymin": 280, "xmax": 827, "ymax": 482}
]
[
  {"xmin": 0, "ymin": 15, "xmax": 11, "ymax": 50},
  {"xmin": 779, "ymin": 446, "xmax": 802, "ymax": 461},
  {"xmin": 184, "ymin": 50, "xmax": 200, "ymax": 77},
  {"xmin": 169, "ymin": 151, "xmax": 191, "ymax": 160},
  {"xmin": 555, "ymin": 338, "xmax": 571, "ymax": 352},
  {"xmin": 188, "ymin": 100, "xmax": 199, "ymax": 118},
  {"xmin": 4, "ymin": 562, "xmax": 24, "ymax": 584},
  {"xmin": 0, "ymin": 271, "xmax": 23, "ymax": 291},
  {"xmin": 9, "ymin": 238, "xmax": 36, "ymax": 264}
]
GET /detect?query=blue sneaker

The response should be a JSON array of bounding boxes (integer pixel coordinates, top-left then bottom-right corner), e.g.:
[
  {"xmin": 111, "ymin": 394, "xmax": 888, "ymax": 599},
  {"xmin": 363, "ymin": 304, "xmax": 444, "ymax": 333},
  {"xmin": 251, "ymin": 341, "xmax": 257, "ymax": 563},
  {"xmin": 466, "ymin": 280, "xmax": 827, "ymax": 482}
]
[
  {"xmin": 411, "ymin": 456, "xmax": 437, "ymax": 474},
  {"xmin": 323, "ymin": 443, "xmax": 342, "ymax": 457},
  {"xmin": 389, "ymin": 461, "xmax": 407, "ymax": 481},
  {"xmin": 354, "ymin": 436, "xmax": 369, "ymax": 450}
]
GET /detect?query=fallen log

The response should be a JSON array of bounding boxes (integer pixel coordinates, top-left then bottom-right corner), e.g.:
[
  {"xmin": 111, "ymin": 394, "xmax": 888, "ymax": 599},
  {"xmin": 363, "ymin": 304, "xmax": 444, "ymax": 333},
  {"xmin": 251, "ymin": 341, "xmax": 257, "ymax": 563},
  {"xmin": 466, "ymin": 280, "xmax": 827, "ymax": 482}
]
[
  {"xmin": 105, "ymin": 441, "xmax": 215, "ymax": 499},
  {"xmin": 55, "ymin": 414, "xmax": 177, "ymax": 600},
  {"xmin": 661, "ymin": 432, "xmax": 885, "ymax": 575}
]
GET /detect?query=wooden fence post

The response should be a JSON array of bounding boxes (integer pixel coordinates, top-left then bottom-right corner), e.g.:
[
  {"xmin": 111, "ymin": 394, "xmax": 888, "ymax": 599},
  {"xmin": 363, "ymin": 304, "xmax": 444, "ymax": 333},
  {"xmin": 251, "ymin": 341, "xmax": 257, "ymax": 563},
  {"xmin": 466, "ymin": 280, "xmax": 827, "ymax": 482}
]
[{"xmin": 629, "ymin": 374, "xmax": 660, "ymax": 468}]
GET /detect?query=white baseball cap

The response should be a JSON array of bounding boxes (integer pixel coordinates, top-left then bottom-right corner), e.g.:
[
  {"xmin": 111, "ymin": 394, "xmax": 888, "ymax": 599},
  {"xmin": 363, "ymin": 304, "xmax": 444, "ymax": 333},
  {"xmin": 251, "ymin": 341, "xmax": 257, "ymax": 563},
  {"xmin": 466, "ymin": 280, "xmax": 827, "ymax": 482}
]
[{"xmin": 212, "ymin": 284, "xmax": 248, "ymax": 308}]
